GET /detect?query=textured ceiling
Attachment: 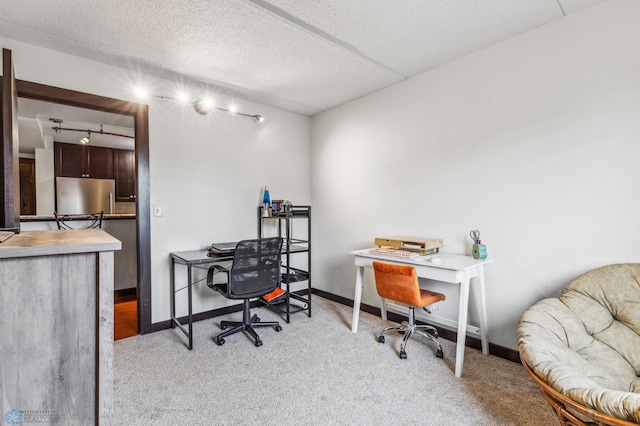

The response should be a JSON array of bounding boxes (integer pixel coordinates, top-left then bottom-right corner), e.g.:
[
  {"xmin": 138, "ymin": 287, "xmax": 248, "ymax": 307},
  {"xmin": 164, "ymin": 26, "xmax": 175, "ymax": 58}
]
[{"xmin": 0, "ymin": 0, "xmax": 606, "ymax": 116}]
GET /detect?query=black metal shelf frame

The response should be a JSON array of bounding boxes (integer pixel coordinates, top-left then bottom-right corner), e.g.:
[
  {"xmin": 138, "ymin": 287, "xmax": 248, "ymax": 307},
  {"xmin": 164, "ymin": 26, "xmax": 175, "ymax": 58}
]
[{"xmin": 258, "ymin": 205, "xmax": 311, "ymax": 323}]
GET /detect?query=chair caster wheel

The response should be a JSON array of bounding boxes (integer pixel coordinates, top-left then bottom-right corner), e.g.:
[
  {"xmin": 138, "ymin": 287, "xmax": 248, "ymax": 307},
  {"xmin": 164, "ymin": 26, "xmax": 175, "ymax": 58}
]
[
  {"xmin": 255, "ymin": 339, "xmax": 263, "ymax": 347},
  {"xmin": 436, "ymin": 348, "xmax": 443, "ymax": 358},
  {"xmin": 275, "ymin": 325, "xmax": 282, "ymax": 332},
  {"xmin": 400, "ymin": 351, "xmax": 407, "ymax": 359},
  {"xmin": 215, "ymin": 337, "xmax": 225, "ymax": 346},
  {"xmin": 378, "ymin": 335, "xmax": 385, "ymax": 343},
  {"xmin": 255, "ymin": 317, "xmax": 261, "ymax": 322},
  {"xmin": 220, "ymin": 324, "xmax": 228, "ymax": 330}
]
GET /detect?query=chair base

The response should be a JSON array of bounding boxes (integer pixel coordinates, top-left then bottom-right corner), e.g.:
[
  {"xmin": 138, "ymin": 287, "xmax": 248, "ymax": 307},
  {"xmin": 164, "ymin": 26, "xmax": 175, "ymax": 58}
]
[
  {"xmin": 378, "ymin": 307, "xmax": 443, "ymax": 360},
  {"xmin": 214, "ymin": 300, "xmax": 281, "ymax": 347}
]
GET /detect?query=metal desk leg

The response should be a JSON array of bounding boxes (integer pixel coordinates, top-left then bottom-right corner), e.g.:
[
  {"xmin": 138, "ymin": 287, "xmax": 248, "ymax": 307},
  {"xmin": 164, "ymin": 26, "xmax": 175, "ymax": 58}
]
[
  {"xmin": 455, "ymin": 276, "xmax": 471, "ymax": 378},
  {"xmin": 351, "ymin": 265, "xmax": 365, "ymax": 333},
  {"xmin": 170, "ymin": 257, "xmax": 176, "ymax": 329},
  {"xmin": 187, "ymin": 262, "xmax": 193, "ymax": 350}
]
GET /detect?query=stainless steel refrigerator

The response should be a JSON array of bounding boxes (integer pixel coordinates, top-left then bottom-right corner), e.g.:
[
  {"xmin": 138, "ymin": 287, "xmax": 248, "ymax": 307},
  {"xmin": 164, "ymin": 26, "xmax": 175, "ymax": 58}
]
[{"xmin": 56, "ymin": 177, "xmax": 115, "ymax": 215}]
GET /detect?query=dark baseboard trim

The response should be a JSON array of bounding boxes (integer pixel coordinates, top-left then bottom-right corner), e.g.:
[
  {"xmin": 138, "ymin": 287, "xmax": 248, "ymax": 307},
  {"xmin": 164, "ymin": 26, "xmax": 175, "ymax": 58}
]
[
  {"xmin": 310, "ymin": 288, "xmax": 521, "ymax": 364},
  {"xmin": 150, "ymin": 287, "xmax": 521, "ymax": 364},
  {"xmin": 151, "ymin": 302, "xmax": 249, "ymax": 333},
  {"xmin": 151, "ymin": 291, "xmax": 309, "ymax": 333}
]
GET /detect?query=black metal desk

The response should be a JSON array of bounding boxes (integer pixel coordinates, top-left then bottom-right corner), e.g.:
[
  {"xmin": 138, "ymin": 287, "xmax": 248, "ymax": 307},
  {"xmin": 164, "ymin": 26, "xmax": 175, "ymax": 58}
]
[{"xmin": 170, "ymin": 249, "xmax": 233, "ymax": 349}]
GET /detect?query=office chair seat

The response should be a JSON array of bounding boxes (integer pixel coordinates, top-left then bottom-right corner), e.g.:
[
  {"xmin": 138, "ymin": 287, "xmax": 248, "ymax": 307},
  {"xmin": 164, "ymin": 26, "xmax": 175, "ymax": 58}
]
[
  {"xmin": 373, "ymin": 261, "xmax": 446, "ymax": 360},
  {"xmin": 206, "ymin": 237, "xmax": 283, "ymax": 347}
]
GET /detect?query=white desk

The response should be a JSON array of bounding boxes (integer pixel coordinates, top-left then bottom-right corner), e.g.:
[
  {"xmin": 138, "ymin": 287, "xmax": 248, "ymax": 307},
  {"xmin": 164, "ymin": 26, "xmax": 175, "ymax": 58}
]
[{"xmin": 350, "ymin": 249, "xmax": 493, "ymax": 378}]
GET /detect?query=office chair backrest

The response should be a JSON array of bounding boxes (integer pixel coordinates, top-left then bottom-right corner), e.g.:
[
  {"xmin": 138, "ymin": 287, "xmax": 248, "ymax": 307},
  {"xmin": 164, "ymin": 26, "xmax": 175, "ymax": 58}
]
[
  {"xmin": 228, "ymin": 237, "xmax": 283, "ymax": 299},
  {"xmin": 373, "ymin": 261, "xmax": 422, "ymax": 307}
]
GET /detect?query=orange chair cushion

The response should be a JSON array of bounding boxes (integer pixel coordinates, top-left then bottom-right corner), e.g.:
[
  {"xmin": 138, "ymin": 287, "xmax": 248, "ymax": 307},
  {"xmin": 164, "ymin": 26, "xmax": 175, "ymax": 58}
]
[{"xmin": 373, "ymin": 261, "xmax": 445, "ymax": 307}]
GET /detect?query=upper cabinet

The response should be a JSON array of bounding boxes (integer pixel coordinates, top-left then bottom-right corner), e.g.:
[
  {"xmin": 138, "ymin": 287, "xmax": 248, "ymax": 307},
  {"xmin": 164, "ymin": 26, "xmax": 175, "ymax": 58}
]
[
  {"xmin": 113, "ymin": 149, "xmax": 136, "ymax": 202},
  {"xmin": 54, "ymin": 142, "xmax": 114, "ymax": 179},
  {"xmin": 54, "ymin": 142, "xmax": 136, "ymax": 202}
]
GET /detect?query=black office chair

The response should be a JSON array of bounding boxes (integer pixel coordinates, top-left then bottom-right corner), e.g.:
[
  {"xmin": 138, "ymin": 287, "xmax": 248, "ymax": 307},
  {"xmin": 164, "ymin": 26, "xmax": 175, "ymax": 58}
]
[
  {"xmin": 54, "ymin": 211, "xmax": 104, "ymax": 230},
  {"xmin": 206, "ymin": 237, "xmax": 283, "ymax": 347}
]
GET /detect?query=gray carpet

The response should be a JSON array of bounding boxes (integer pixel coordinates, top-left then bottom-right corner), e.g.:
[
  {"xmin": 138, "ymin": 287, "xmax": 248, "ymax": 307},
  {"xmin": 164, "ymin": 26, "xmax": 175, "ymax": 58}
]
[{"xmin": 114, "ymin": 296, "xmax": 557, "ymax": 425}]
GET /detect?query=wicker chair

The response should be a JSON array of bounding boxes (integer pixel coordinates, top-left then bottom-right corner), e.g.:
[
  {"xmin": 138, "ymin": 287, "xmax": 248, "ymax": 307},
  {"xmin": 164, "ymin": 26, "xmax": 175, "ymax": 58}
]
[{"xmin": 518, "ymin": 264, "xmax": 640, "ymax": 425}]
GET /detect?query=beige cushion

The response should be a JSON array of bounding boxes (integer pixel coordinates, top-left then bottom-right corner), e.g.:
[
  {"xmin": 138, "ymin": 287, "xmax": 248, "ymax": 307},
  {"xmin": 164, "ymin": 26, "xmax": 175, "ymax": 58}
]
[{"xmin": 518, "ymin": 263, "xmax": 640, "ymax": 423}]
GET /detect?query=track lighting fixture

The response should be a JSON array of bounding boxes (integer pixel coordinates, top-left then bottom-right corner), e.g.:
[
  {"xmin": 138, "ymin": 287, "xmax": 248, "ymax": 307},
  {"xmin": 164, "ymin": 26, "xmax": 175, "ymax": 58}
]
[
  {"xmin": 80, "ymin": 131, "xmax": 91, "ymax": 145},
  {"xmin": 193, "ymin": 99, "xmax": 210, "ymax": 115},
  {"xmin": 192, "ymin": 98, "xmax": 263, "ymax": 122},
  {"xmin": 51, "ymin": 121, "xmax": 134, "ymax": 145},
  {"xmin": 153, "ymin": 95, "xmax": 263, "ymax": 122}
]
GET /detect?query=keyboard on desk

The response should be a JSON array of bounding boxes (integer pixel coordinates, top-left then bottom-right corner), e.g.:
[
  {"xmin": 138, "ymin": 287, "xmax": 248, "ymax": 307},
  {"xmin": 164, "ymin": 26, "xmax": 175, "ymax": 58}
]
[{"xmin": 368, "ymin": 248, "xmax": 420, "ymax": 258}]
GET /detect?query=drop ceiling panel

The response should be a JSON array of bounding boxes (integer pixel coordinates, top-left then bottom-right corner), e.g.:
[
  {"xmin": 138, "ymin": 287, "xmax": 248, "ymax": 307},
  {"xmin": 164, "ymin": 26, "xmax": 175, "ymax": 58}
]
[
  {"xmin": 558, "ymin": 0, "xmax": 606, "ymax": 14},
  {"xmin": 0, "ymin": 0, "xmax": 401, "ymax": 111},
  {"xmin": 264, "ymin": 0, "xmax": 571, "ymax": 76},
  {"xmin": 0, "ymin": 0, "xmax": 610, "ymax": 115}
]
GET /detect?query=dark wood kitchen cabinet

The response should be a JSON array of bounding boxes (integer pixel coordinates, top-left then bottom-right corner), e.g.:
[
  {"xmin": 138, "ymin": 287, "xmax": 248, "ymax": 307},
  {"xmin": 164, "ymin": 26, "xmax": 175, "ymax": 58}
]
[
  {"xmin": 113, "ymin": 149, "xmax": 136, "ymax": 202},
  {"xmin": 54, "ymin": 142, "xmax": 114, "ymax": 179},
  {"xmin": 19, "ymin": 158, "xmax": 36, "ymax": 215}
]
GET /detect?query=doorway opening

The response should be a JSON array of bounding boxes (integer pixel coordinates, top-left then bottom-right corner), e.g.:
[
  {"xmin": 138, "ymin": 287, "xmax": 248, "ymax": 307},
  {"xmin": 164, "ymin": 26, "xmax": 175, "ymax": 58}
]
[{"xmin": 16, "ymin": 79, "xmax": 152, "ymax": 336}]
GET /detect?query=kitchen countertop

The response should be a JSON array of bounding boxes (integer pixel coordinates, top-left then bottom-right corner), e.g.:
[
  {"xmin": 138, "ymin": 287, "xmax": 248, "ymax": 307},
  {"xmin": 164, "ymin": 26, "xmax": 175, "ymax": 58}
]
[
  {"xmin": 0, "ymin": 229, "xmax": 122, "ymax": 258},
  {"xmin": 20, "ymin": 214, "xmax": 136, "ymax": 222}
]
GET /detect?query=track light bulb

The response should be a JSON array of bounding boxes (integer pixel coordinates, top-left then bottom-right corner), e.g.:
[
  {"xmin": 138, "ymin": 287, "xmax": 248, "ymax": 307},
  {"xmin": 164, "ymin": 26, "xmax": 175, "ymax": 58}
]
[{"xmin": 80, "ymin": 131, "xmax": 91, "ymax": 145}]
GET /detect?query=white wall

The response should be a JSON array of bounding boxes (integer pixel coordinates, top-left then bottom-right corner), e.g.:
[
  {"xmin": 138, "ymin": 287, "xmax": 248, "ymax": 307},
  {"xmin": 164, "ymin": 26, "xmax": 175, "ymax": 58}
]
[
  {"xmin": 1, "ymin": 37, "xmax": 312, "ymax": 323},
  {"xmin": 34, "ymin": 146, "xmax": 54, "ymax": 215},
  {"xmin": 311, "ymin": 0, "xmax": 640, "ymax": 350}
]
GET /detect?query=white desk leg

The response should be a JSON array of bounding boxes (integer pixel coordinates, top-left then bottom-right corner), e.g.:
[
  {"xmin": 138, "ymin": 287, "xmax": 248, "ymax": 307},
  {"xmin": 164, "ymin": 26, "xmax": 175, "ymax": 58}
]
[
  {"xmin": 351, "ymin": 265, "xmax": 365, "ymax": 333},
  {"xmin": 455, "ymin": 276, "xmax": 471, "ymax": 378},
  {"xmin": 476, "ymin": 267, "xmax": 489, "ymax": 355},
  {"xmin": 380, "ymin": 298, "xmax": 388, "ymax": 321}
]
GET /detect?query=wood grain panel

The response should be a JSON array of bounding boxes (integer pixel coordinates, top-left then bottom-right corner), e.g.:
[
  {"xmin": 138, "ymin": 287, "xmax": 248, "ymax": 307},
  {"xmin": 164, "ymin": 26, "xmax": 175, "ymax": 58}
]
[
  {"xmin": 98, "ymin": 251, "xmax": 114, "ymax": 424},
  {"xmin": 0, "ymin": 253, "xmax": 96, "ymax": 423}
]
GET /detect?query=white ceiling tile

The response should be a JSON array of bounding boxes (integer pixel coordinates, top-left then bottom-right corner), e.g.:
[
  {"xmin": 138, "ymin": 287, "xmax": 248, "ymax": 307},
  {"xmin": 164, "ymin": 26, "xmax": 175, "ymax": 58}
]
[
  {"xmin": 558, "ymin": 0, "xmax": 607, "ymax": 14},
  {"xmin": 0, "ymin": 0, "xmax": 612, "ymax": 115},
  {"xmin": 263, "ymin": 0, "xmax": 568, "ymax": 76}
]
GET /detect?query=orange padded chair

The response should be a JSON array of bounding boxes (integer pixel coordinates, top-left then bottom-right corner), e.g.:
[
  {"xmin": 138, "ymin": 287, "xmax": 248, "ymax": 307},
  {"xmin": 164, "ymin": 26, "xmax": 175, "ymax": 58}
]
[{"xmin": 373, "ymin": 261, "xmax": 446, "ymax": 359}]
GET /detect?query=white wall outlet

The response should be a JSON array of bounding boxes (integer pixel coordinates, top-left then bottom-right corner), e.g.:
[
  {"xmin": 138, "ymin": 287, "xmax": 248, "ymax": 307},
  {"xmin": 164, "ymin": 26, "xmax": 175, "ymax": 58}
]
[
  {"xmin": 153, "ymin": 204, "xmax": 162, "ymax": 217},
  {"xmin": 430, "ymin": 301, "xmax": 440, "ymax": 311}
]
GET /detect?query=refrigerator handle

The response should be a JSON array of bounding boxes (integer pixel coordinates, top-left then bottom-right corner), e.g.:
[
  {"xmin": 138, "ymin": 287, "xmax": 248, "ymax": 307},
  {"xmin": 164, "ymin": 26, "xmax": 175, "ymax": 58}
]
[{"xmin": 109, "ymin": 192, "xmax": 114, "ymax": 214}]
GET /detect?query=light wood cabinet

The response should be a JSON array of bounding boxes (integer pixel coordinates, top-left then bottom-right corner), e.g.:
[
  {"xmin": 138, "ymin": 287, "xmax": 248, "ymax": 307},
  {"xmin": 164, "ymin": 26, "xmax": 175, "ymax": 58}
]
[{"xmin": 0, "ymin": 230, "xmax": 121, "ymax": 425}]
